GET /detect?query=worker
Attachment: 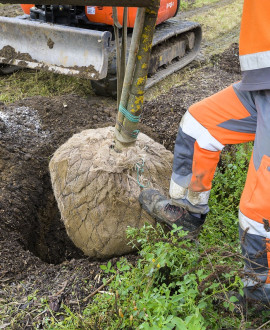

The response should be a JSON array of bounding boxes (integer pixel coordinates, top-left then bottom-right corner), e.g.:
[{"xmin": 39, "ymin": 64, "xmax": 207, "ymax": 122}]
[{"xmin": 139, "ymin": 0, "xmax": 270, "ymax": 305}]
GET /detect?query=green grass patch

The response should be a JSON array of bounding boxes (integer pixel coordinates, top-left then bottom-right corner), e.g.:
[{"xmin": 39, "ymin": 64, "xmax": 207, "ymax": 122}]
[
  {"xmin": 190, "ymin": 0, "xmax": 243, "ymax": 56},
  {"xmin": 0, "ymin": 69, "xmax": 94, "ymax": 104},
  {"xmin": 180, "ymin": 0, "xmax": 220, "ymax": 10}
]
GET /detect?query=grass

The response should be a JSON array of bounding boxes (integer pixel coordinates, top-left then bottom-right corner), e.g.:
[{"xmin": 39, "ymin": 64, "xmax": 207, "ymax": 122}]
[
  {"xmin": 180, "ymin": 0, "xmax": 220, "ymax": 10},
  {"xmin": 190, "ymin": 0, "xmax": 243, "ymax": 56},
  {"xmin": 2, "ymin": 143, "xmax": 264, "ymax": 329},
  {"xmin": 0, "ymin": 0, "xmax": 243, "ymax": 104},
  {"xmin": 0, "ymin": 69, "xmax": 95, "ymax": 104},
  {"xmin": 145, "ymin": 0, "xmax": 243, "ymax": 101}
]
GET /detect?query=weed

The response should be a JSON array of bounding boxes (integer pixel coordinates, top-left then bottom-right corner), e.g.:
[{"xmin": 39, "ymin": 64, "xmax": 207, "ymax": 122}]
[
  {"xmin": 0, "ymin": 69, "xmax": 94, "ymax": 103},
  {"xmin": 204, "ymin": 143, "xmax": 253, "ymax": 246},
  {"xmin": 180, "ymin": 0, "xmax": 220, "ymax": 11},
  {"xmin": 80, "ymin": 223, "xmax": 244, "ymax": 329},
  {"xmin": 2, "ymin": 143, "xmax": 267, "ymax": 329},
  {"xmin": 72, "ymin": 143, "xmax": 256, "ymax": 328}
]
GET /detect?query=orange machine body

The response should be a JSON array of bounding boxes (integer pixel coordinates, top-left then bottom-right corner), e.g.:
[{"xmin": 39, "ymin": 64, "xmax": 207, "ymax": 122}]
[
  {"xmin": 21, "ymin": 0, "xmax": 178, "ymax": 27},
  {"xmin": 21, "ymin": 4, "xmax": 34, "ymax": 14},
  {"xmin": 84, "ymin": 0, "xmax": 178, "ymax": 27}
]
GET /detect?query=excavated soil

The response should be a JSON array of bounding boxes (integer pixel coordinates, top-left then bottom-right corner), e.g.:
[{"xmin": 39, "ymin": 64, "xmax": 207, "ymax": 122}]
[{"xmin": 1, "ymin": 44, "xmax": 241, "ymax": 327}]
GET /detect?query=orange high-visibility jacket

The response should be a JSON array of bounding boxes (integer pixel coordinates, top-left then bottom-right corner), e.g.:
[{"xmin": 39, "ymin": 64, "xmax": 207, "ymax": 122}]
[{"xmin": 238, "ymin": 0, "xmax": 270, "ymax": 91}]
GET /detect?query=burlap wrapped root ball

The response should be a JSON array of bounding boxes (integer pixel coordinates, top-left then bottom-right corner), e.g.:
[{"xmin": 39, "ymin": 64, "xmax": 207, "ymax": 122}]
[{"xmin": 49, "ymin": 126, "xmax": 173, "ymax": 259}]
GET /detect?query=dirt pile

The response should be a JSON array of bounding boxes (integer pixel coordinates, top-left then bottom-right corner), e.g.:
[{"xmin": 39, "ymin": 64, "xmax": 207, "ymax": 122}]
[
  {"xmin": 0, "ymin": 43, "xmax": 243, "ymax": 328},
  {"xmin": 49, "ymin": 127, "xmax": 173, "ymax": 258},
  {"xmin": 212, "ymin": 43, "xmax": 240, "ymax": 74}
]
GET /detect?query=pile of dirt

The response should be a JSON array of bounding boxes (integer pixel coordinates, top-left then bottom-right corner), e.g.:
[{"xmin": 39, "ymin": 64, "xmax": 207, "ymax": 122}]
[
  {"xmin": 212, "ymin": 43, "xmax": 240, "ymax": 74},
  {"xmin": 0, "ymin": 44, "xmax": 242, "ymax": 327}
]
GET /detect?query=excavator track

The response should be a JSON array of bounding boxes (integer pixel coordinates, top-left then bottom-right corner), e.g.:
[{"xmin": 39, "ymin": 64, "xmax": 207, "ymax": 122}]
[
  {"xmin": 0, "ymin": 10, "xmax": 201, "ymax": 98},
  {"xmin": 91, "ymin": 19, "xmax": 201, "ymax": 97}
]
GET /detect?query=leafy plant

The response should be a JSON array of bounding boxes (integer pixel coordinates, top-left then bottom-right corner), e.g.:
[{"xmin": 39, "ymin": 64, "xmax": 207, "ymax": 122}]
[
  {"xmin": 80, "ymin": 144, "xmax": 253, "ymax": 329},
  {"xmin": 81, "ymin": 222, "xmax": 244, "ymax": 329},
  {"xmin": 31, "ymin": 143, "xmax": 261, "ymax": 329}
]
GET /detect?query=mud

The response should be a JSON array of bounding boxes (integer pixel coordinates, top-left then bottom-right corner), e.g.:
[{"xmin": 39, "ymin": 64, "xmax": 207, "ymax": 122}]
[
  {"xmin": 211, "ymin": 42, "xmax": 240, "ymax": 74},
  {"xmin": 47, "ymin": 38, "xmax": 54, "ymax": 49},
  {"xmin": 0, "ymin": 45, "xmax": 33, "ymax": 62},
  {"xmin": 0, "ymin": 95, "xmax": 116, "ymax": 265},
  {"xmin": 0, "ymin": 44, "xmax": 242, "ymax": 326},
  {"xmin": 0, "ymin": 45, "xmax": 100, "ymax": 79}
]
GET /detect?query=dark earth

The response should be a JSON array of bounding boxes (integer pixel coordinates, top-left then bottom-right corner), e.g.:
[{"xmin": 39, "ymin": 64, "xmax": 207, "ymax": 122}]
[{"xmin": 0, "ymin": 44, "xmax": 241, "ymax": 328}]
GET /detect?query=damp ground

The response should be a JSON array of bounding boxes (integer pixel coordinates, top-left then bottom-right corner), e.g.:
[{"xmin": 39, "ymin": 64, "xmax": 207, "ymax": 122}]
[
  {"xmin": 0, "ymin": 43, "xmax": 241, "ymax": 328},
  {"xmin": 0, "ymin": 0, "xmax": 245, "ymax": 327}
]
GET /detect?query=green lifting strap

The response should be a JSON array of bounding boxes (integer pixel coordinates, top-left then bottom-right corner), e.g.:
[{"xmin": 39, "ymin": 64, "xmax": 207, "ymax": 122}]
[
  {"xmin": 119, "ymin": 104, "xmax": 141, "ymax": 123},
  {"xmin": 135, "ymin": 159, "xmax": 149, "ymax": 188},
  {"xmin": 118, "ymin": 104, "xmax": 141, "ymax": 138}
]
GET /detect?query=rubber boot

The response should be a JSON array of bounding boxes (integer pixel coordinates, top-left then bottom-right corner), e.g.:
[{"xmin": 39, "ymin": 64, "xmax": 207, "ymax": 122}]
[{"xmin": 139, "ymin": 189, "xmax": 206, "ymax": 234}]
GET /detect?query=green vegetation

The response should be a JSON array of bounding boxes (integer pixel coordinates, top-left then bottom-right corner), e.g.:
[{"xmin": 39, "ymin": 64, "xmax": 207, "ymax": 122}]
[
  {"xmin": 203, "ymin": 143, "xmax": 252, "ymax": 246},
  {"xmin": 17, "ymin": 142, "xmax": 269, "ymax": 329},
  {"xmin": 190, "ymin": 0, "xmax": 243, "ymax": 56},
  {"xmin": 0, "ymin": 70, "xmax": 94, "ymax": 103},
  {"xmin": 180, "ymin": 0, "xmax": 220, "ymax": 10},
  {"xmin": 0, "ymin": 0, "xmax": 243, "ymax": 104},
  {"xmin": 81, "ymin": 227, "xmax": 243, "ymax": 329}
]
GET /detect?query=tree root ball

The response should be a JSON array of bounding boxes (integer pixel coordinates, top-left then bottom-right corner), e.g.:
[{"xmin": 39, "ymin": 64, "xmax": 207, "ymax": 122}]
[{"xmin": 49, "ymin": 126, "xmax": 173, "ymax": 259}]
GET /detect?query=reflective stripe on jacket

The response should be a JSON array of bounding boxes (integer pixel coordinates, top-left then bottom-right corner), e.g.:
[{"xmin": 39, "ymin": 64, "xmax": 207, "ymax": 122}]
[
  {"xmin": 240, "ymin": 0, "xmax": 270, "ymax": 70},
  {"xmin": 238, "ymin": 0, "xmax": 270, "ymax": 91}
]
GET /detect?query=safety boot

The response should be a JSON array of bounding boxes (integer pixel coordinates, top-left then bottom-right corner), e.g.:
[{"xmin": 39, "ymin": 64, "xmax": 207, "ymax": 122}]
[
  {"xmin": 139, "ymin": 189, "xmax": 206, "ymax": 234},
  {"xmin": 216, "ymin": 290, "xmax": 270, "ymax": 315}
]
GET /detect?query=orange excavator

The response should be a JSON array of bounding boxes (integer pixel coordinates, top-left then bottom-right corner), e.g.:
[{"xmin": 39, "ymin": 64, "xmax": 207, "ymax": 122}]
[{"xmin": 0, "ymin": 1, "xmax": 201, "ymax": 96}]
